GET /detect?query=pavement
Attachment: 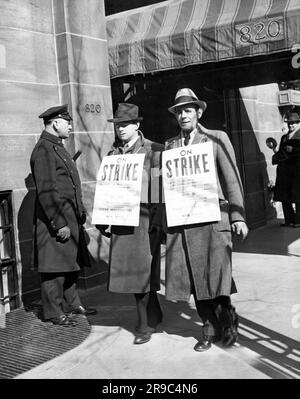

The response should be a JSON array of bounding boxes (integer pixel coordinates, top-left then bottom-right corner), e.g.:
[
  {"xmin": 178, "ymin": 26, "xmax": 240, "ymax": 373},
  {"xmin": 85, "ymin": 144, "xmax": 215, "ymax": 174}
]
[{"xmin": 15, "ymin": 218, "xmax": 300, "ymax": 380}]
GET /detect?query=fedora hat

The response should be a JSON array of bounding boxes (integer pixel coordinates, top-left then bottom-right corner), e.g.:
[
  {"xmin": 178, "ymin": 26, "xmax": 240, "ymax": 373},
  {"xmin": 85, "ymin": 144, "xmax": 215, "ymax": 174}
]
[
  {"xmin": 107, "ymin": 103, "xmax": 143, "ymax": 123},
  {"xmin": 168, "ymin": 88, "xmax": 207, "ymax": 114},
  {"xmin": 284, "ymin": 111, "xmax": 300, "ymax": 123}
]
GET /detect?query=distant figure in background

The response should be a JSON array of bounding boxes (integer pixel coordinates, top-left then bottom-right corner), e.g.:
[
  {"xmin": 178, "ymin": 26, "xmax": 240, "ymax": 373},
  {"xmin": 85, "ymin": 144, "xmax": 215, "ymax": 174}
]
[
  {"xmin": 96, "ymin": 103, "xmax": 164, "ymax": 344},
  {"xmin": 273, "ymin": 111, "xmax": 300, "ymax": 227},
  {"xmin": 30, "ymin": 104, "xmax": 96, "ymax": 327}
]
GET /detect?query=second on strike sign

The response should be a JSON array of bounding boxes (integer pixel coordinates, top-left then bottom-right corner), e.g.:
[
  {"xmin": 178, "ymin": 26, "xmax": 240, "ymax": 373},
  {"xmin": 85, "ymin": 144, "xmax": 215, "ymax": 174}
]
[
  {"xmin": 92, "ymin": 153, "xmax": 145, "ymax": 226},
  {"xmin": 162, "ymin": 141, "xmax": 221, "ymax": 227}
]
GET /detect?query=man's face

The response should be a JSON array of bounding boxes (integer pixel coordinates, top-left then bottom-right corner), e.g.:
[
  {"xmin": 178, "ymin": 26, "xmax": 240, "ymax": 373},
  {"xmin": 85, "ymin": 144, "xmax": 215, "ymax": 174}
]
[
  {"xmin": 55, "ymin": 118, "xmax": 72, "ymax": 139},
  {"xmin": 288, "ymin": 121, "xmax": 300, "ymax": 133},
  {"xmin": 116, "ymin": 121, "xmax": 139, "ymax": 143},
  {"xmin": 175, "ymin": 105, "xmax": 202, "ymax": 133}
]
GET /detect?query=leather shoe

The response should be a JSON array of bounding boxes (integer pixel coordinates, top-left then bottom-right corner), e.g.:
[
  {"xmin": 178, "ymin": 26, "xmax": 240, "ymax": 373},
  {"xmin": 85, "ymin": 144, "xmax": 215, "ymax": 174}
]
[
  {"xmin": 223, "ymin": 307, "xmax": 239, "ymax": 346},
  {"xmin": 134, "ymin": 331, "xmax": 152, "ymax": 344},
  {"xmin": 222, "ymin": 327, "xmax": 238, "ymax": 346},
  {"xmin": 69, "ymin": 306, "xmax": 97, "ymax": 316},
  {"xmin": 135, "ymin": 325, "xmax": 157, "ymax": 333},
  {"xmin": 280, "ymin": 223, "xmax": 294, "ymax": 227},
  {"xmin": 194, "ymin": 335, "xmax": 217, "ymax": 352},
  {"xmin": 50, "ymin": 315, "xmax": 77, "ymax": 327}
]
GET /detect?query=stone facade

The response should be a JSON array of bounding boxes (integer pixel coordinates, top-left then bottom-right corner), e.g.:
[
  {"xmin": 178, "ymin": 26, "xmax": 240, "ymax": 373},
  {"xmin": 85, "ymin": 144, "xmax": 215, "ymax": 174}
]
[{"xmin": 0, "ymin": 0, "xmax": 114, "ymax": 310}]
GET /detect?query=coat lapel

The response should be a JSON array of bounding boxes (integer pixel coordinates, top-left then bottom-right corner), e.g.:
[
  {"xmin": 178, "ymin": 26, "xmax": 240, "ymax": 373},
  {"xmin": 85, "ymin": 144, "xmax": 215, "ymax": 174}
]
[
  {"xmin": 166, "ymin": 125, "xmax": 209, "ymax": 149},
  {"xmin": 165, "ymin": 134, "xmax": 182, "ymax": 149},
  {"xmin": 191, "ymin": 125, "xmax": 209, "ymax": 144}
]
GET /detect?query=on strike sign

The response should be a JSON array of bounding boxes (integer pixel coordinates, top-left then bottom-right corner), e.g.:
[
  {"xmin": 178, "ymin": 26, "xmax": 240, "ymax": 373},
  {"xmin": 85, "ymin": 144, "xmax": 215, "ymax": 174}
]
[
  {"xmin": 162, "ymin": 142, "xmax": 221, "ymax": 227},
  {"xmin": 92, "ymin": 153, "xmax": 145, "ymax": 226}
]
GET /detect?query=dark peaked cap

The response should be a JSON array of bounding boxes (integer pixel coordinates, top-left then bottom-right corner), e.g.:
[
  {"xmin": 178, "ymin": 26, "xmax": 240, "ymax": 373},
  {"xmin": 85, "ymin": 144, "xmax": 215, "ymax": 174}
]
[{"xmin": 39, "ymin": 104, "xmax": 72, "ymax": 122}]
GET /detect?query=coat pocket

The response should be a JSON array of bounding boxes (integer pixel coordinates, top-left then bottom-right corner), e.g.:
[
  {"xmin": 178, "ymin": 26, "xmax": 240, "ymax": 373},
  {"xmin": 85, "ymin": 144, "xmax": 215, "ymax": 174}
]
[{"xmin": 212, "ymin": 201, "xmax": 231, "ymax": 232}]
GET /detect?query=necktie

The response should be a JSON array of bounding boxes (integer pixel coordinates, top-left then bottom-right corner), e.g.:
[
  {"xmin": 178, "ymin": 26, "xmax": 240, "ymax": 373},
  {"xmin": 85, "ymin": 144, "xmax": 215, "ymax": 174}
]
[
  {"xmin": 119, "ymin": 143, "xmax": 128, "ymax": 154},
  {"xmin": 184, "ymin": 133, "xmax": 190, "ymax": 146}
]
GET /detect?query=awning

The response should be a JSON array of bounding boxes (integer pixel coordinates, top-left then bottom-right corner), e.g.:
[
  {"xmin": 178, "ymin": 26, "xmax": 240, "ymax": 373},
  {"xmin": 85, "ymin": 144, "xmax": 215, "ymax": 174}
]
[{"xmin": 106, "ymin": 0, "xmax": 300, "ymax": 79}]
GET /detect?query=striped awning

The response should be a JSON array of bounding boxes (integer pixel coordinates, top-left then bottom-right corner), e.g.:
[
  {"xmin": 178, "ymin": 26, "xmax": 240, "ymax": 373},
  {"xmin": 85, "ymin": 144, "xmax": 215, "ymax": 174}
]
[{"xmin": 106, "ymin": 0, "xmax": 300, "ymax": 79}]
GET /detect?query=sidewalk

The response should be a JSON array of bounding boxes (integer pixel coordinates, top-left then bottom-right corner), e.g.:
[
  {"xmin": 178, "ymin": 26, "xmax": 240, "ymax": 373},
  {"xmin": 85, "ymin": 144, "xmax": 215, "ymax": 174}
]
[{"xmin": 14, "ymin": 219, "xmax": 300, "ymax": 379}]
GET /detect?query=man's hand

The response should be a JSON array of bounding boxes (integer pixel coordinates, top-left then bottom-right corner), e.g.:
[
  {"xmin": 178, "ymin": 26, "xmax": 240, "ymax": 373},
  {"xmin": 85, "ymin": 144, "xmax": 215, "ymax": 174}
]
[
  {"xmin": 231, "ymin": 221, "xmax": 248, "ymax": 240},
  {"xmin": 95, "ymin": 224, "xmax": 111, "ymax": 238},
  {"xmin": 56, "ymin": 226, "xmax": 71, "ymax": 241}
]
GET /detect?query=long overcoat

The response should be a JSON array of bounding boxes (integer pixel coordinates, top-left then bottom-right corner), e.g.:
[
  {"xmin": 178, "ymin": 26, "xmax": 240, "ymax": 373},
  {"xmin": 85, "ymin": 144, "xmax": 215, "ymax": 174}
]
[
  {"xmin": 30, "ymin": 130, "xmax": 90, "ymax": 273},
  {"xmin": 163, "ymin": 124, "xmax": 245, "ymax": 302},
  {"xmin": 107, "ymin": 133, "xmax": 164, "ymax": 294},
  {"xmin": 274, "ymin": 127, "xmax": 300, "ymax": 203}
]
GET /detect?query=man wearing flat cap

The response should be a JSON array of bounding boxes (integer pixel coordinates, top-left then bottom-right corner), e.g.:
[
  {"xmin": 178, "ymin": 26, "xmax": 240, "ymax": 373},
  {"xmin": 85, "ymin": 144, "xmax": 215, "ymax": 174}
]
[
  {"xmin": 273, "ymin": 111, "xmax": 300, "ymax": 227},
  {"xmin": 163, "ymin": 88, "xmax": 248, "ymax": 351},
  {"xmin": 96, "ymin": 103, "xmax": 164, "ymax": 344},
  {"xmin": 30, "ymin": 104, "xmax": 96, "ymax": 326}
]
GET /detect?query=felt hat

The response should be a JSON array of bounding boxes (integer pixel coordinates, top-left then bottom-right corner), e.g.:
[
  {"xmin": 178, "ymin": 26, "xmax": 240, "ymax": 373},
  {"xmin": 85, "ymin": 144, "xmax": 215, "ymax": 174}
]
[
  {"xmin": 108, "ymin": 103, "xmax": 143, "ymax": 123},
  {"xmin": 168, "ymin": 88, "xmax": 207, "ymax": 114},
  {"xmin": 284, "ymin": 111, "xmax": 300, "ymax": 123}
]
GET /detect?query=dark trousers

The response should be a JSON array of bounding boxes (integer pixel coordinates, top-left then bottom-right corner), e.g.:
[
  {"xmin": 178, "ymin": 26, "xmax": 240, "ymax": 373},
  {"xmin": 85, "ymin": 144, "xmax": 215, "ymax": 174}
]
[
  {"xmin": 194, "ymin": 295, "xmax": 233, "ymax": 337},
  {"xmin": 282, "ymin": 201, "xmax": 300, "ymax": 224},
  {"xmin": 40, "ymin": 271, "xmax": 82, "ymax": 320},
  {"xmin": 134, "ymin": 291, "xmax": 163, "ymax": 333}
]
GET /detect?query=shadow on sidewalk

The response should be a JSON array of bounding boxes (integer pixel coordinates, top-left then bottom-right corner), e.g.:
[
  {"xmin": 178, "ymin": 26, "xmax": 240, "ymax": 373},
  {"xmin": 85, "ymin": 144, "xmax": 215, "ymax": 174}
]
[
  {"xmin": 233, "ymin": 218, "xmax": 300, "ymax": 256},
  {"xmin": 225, "ymin": 316, "xmax": 300, "ymax": 379},
  {"xmin": 2, "ymin": 286, "xmax": 299, "ymax": 379},
  {"xmin": 84, "ymin": 288, "xmax": 300, "ymax": 379},
  {"xmin": 82, "ymin": 288, "xmax": 202, "ymax": 340}
]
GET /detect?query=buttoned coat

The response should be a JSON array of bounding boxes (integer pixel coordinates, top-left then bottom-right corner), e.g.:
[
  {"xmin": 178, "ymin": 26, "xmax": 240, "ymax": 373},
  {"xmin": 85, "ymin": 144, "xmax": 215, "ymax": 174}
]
[
  {"xmin": 107, "ymin": 133, "xmax": 164, "ymax": 294},
  {"xmin": 30, "ymin": 130, "xmax": 90, "ymax": 272},
  {"xmin": 164, "ymin": 124, "xmax": 245, "ymax": 301},
  {"xmin": 274, "ymin": 127, "xmax": 300, "ymax": 202}
]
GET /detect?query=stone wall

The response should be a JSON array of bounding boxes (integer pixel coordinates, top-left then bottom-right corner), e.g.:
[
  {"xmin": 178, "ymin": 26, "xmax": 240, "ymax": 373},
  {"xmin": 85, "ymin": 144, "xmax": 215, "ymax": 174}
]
[
  {"xmin": 227, "ymin": 84, "xmax": 283, "ymax": 227},
  {"xmin": 0, "ymin": 0, "xmax": 114, "ymax": 309}
]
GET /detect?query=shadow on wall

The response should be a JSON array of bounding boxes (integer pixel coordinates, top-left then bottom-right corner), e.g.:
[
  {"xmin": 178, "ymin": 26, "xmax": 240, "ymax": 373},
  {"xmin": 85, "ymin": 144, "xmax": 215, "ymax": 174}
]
[
  {"xmin": 225, "ymin": 88, "xmax": 278, "ymax": 228},
  {"xmin": 17, "ymin": 174, "xmax": 40, "ymax": 306}
]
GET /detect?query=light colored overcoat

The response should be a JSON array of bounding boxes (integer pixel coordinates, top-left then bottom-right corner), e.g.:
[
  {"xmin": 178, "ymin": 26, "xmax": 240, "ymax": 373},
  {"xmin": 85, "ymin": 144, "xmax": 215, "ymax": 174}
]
[
  {"xmin": 107, "ymin": 133, "xmax": 164, "ymax": 294},
  {"xmin": 164, "ymin": 123, "xmax": 245, "ymax": 301}
]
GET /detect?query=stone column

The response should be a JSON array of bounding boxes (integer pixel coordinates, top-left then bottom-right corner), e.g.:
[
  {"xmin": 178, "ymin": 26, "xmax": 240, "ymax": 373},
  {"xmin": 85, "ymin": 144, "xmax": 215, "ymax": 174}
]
[
  {"xmin": 53, "ymin": 0, "xmax": 114, "ymax": 289},
  {"xmin": 0, "ymin": 0, "xmax": 60, "ymax": 307},
  {"xmin": 0, "ymin": 0, "xmax": 114, "ymax": 308}
]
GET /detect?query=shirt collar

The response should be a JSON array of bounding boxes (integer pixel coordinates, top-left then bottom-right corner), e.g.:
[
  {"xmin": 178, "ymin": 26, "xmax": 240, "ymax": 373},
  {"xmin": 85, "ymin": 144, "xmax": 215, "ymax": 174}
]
[
  {"xmin": 288, "ymin": 125, "xmax": 300, "ymax": 137},
  {"xmin": 114, "ymin": 131, "xmax": 145, "ymax": 154},
  {"xmin": 123, "ymin": 135, "xmax": 140, "ymax": 150},
  {"xmin": 181, "ymin": 127, "xmax": 197, "ymax": 145}
]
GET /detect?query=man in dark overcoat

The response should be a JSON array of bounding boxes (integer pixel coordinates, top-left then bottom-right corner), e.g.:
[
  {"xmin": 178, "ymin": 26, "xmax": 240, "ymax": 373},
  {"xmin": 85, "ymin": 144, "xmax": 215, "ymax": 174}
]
[
  {"xmin": 96, "ymin": 103, "xmax": 164, "ymax": 344},
  {"xmin": 273, "ymin": 111, "xmax": 300, "ymax": 227},
  {"xmin": 163, "ymin": 88, "xmax": 248, "ymax": 351},
  {"xmin": 30, "ymin": 104, "xmax": 96, "ymax": 326}
]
